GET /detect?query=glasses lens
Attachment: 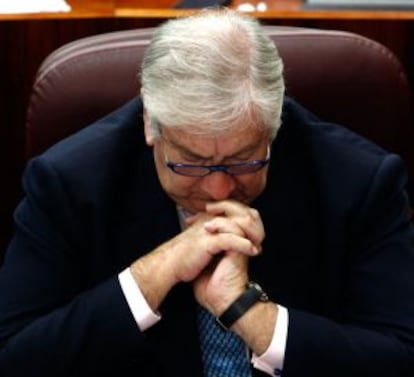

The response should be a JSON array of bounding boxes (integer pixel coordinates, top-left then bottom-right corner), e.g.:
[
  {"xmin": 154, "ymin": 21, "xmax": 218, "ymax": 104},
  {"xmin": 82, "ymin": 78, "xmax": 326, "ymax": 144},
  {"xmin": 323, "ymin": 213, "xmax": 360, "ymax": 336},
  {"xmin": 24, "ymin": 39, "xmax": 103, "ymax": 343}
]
[
  {"xmin": 168, "ymin": 160, "xmax": 268, "ymax": 176},
  {"xmin": 226, "ymin": 162, "xmax": 266, "ymax": 175},
  {"xmin": 172, "ymin": 165, "xmax": 210, "ymax": 177}
]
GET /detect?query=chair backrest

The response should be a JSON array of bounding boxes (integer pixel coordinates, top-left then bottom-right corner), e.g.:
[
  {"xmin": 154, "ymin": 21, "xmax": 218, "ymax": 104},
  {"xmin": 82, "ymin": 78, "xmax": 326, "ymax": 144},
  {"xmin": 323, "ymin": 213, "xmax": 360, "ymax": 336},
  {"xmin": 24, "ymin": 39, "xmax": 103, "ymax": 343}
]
[{"xmin": 26, "ymin": 26, "xmax": 414, "ymax": 200}]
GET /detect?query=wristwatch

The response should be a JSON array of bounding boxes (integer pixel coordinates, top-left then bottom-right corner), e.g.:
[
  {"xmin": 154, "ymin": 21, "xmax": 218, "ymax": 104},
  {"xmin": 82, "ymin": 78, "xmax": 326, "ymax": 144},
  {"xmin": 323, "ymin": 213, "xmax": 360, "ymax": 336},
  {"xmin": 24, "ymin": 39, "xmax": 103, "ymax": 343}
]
[{"xmin": 216, "ymin": 281, "xmax": 269, "ymax": 330}]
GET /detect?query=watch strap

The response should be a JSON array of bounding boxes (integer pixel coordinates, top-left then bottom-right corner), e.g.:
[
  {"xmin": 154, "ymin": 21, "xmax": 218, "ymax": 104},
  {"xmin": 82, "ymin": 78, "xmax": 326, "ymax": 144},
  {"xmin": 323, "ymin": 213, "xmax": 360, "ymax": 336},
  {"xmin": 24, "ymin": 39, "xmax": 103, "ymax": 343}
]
[{"xmin": 216, "ymin": 281, "xmax": 269, "ymax": 330}]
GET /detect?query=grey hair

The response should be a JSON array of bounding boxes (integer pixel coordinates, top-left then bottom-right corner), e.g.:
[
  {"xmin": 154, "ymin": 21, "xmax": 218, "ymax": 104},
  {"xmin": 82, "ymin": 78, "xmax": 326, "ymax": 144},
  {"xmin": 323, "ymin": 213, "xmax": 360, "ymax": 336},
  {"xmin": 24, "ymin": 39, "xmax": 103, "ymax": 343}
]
[{"xmin": 140, "ymin": 8, "xmax": 285, "ymax": 140}]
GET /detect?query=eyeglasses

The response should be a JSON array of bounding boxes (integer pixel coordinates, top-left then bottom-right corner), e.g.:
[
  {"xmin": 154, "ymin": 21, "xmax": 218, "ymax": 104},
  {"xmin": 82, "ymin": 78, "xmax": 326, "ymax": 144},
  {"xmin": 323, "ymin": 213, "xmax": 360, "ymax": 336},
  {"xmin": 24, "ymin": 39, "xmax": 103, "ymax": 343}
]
[{"xmin": 165, "ymin": 146, "xmax": 270, "ymax": 177}]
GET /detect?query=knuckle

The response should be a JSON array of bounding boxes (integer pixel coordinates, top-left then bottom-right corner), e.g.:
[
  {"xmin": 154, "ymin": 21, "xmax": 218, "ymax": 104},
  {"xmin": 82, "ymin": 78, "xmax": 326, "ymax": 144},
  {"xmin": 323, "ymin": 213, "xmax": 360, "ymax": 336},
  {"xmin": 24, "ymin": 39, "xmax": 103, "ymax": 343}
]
[{"xmin": 249, "ymin": 208, "xmax": 260, "ymax": 220}]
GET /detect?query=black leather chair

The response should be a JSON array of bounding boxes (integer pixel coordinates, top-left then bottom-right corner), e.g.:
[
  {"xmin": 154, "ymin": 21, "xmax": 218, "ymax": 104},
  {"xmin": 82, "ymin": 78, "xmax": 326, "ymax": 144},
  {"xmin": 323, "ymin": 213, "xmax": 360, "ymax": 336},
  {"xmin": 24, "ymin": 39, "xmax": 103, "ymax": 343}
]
[{"xmin": 26, "ymin": 26, "xmax": 414, "ymax": 201}]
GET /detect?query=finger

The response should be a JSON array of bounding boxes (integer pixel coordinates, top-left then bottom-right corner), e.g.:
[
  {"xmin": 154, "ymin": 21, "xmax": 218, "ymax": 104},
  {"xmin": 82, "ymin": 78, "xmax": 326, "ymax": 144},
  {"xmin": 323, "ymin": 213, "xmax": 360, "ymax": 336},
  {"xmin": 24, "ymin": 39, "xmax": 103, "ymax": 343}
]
[
  {"xmin": 206, "ymin": 233, "xmax": 259, "ymax": 257},
  {"xmin": 205, "ymin": 200, "xmax": 245, "ymax": 217},
  {"xmin": 206, "ymin": 202, "xmax": 265, "ymax": 248},
  {"xmin": 235, "ymin": 207, "xmax": 265, "ymax": 247},
  {"xmin": 203, "ymin": 217, "xmax": 245, "ymax": 237}
]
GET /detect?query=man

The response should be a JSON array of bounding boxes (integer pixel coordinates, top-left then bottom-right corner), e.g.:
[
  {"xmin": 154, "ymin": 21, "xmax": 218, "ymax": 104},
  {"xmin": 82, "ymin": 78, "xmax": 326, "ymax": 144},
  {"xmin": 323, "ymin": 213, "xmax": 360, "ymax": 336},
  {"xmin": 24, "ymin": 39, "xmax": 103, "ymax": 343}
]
[{"xmin": 0, "ymin": 8, "xmax": 413, "ymax": 377}]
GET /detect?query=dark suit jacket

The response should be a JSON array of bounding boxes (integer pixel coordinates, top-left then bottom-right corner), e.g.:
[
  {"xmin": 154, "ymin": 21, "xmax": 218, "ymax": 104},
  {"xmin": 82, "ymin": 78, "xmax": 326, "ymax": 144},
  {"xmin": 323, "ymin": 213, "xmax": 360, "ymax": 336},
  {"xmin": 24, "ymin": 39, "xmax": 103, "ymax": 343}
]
[{"xmin": 0, "ymin": 97, "xmax": 413, "ymax": 377}]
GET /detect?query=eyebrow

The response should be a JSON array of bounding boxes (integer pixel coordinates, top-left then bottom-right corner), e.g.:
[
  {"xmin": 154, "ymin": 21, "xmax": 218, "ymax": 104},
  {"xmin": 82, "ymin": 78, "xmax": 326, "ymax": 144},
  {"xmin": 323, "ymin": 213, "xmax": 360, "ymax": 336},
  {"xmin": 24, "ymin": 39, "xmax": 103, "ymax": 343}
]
[
  {"xmin": 166, "ymin": 136, "xmax": 263, "ymax": 161},
  {"xmin": 168, "ymin": 139, "xmax": 208, "ymax": 160}
]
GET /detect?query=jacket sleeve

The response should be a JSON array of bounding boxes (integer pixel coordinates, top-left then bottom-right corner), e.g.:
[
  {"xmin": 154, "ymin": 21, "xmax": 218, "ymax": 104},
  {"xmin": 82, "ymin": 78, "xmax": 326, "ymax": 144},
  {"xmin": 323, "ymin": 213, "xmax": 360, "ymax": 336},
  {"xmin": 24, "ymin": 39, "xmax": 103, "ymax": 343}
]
[
  {"xmin": 284, "ymin": 154, "xmax": 414, "ymax": 377},
  {"xmin": 0, "ymin": 156, "xmax": 144, "ymax": 376}
]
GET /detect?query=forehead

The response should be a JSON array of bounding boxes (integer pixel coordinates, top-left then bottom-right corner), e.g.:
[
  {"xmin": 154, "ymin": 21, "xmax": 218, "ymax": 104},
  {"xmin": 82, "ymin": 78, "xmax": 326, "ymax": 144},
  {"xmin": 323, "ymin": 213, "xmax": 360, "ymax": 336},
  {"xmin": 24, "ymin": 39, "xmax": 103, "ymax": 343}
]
[{"xmin": 161, "ymin": 126, "xmax": 268, "ymax": 157}]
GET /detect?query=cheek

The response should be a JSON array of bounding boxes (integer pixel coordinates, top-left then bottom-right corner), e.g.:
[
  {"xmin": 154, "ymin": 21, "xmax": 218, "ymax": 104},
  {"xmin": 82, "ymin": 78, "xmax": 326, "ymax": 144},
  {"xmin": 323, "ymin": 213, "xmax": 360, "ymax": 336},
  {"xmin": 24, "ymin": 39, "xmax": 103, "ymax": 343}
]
[
  {"xmin": 157, "ymin": 167, "xmax": 198, "ymax": 196},
  {"xmin": 234, "ymin": 172, "xmax": 268, "ymax": 204},
  {"xmin": 241, "ymin": 171, "xmax": 268, "ymax": 193},
  {"xmin": 168, "ymin": 177, "xmax": 197, "ymax": 193}
]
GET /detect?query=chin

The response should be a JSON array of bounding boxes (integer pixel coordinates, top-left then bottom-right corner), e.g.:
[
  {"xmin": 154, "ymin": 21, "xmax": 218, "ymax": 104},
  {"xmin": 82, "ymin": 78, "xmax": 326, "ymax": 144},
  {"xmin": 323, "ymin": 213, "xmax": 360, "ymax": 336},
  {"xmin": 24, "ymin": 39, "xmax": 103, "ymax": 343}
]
[
  {"xmin": 185, "ymin": 203, "xmax": 208, "ymax": 214},
  {"xmin": 175, "ymin": 193, "xmax": 256, "ymax": 213}
]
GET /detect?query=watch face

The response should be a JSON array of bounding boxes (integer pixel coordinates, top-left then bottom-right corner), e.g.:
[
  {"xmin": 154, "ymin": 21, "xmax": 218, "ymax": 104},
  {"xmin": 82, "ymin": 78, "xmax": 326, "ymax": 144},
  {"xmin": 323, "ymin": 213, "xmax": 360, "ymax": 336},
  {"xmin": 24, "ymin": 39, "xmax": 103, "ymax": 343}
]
[
  {"xmin": 260, "ymin": 291, "xmax": 269, "ymax": 302},
  {"xmin": 248, "ymin": 281, "xmax": 269, "ymax": 302},
  {"xmin": 248, "ymin": 281, "xmax": 261, "ymax": 289}
]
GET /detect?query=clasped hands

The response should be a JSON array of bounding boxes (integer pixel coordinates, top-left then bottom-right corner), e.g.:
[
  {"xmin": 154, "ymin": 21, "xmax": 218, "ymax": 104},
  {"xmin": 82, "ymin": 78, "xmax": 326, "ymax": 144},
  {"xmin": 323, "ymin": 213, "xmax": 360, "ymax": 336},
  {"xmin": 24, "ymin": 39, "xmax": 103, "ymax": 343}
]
[
  {"xmin": 183, "ymin": 200, "xmax": 265, "ymax": 316},
  {"xmin": 131, "ymin": 200, "xmax": 265, "ymax": 318}
]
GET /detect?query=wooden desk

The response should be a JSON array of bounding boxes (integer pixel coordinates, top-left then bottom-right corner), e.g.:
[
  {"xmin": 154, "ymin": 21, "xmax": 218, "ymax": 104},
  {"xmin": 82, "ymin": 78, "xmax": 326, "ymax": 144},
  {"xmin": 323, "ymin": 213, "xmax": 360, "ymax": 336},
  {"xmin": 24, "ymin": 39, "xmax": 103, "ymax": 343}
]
[{"xmin": 1, "ymin": 0, "xmax": 414, "ymax": 257}]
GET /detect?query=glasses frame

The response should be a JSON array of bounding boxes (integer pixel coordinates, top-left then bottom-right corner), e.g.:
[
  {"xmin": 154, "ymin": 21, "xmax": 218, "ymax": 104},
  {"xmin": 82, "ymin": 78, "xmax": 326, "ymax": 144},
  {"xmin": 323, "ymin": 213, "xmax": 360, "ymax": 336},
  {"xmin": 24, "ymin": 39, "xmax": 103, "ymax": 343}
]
[{"xmin": 165, "ymin": 146, "xmax": 271, "ymax": 177}]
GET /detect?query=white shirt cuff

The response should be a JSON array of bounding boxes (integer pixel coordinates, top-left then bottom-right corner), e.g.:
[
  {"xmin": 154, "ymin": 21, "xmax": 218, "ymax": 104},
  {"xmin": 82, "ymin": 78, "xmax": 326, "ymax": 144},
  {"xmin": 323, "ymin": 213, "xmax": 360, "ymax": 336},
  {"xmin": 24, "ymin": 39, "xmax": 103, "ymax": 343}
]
[
  {"xmin": 251, "ymin": 305, "xmax": 288, "ymax": 376},
  {"xmin": 118, "ymin": 267, "xmax": 161, "ymax": 331}
]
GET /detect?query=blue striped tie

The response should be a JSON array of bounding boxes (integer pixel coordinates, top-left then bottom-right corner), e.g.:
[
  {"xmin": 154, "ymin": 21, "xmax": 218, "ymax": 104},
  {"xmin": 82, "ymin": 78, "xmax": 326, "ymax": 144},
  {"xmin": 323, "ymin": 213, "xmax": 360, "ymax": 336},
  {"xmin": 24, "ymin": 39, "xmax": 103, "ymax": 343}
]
[{"xmin": 198, "ymin": 306, "xmax": 251, "ymax": 377}]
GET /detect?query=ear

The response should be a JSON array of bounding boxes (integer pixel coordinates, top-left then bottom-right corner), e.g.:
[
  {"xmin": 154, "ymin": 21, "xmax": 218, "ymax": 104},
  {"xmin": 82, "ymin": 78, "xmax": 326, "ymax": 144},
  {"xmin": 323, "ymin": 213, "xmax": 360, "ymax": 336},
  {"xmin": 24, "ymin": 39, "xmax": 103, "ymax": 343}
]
[{"xmin": 143, "ymin": 109, "xmax": 155, "ymax": 146}]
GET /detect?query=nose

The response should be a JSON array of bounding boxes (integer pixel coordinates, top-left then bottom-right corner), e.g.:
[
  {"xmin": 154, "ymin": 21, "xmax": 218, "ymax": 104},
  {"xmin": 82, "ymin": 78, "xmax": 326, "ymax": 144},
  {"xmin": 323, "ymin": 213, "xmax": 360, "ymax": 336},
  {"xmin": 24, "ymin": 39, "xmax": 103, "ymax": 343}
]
[{"xmin": 200, "ymin": 172, "xmax": 237, "ymax": 201}]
